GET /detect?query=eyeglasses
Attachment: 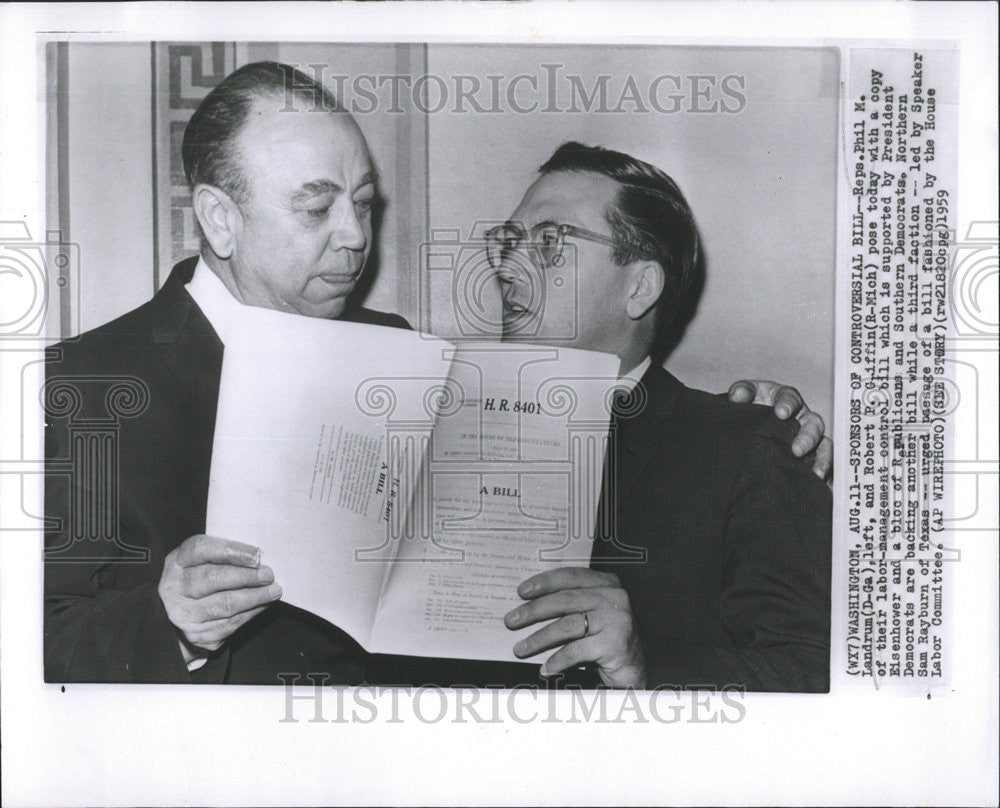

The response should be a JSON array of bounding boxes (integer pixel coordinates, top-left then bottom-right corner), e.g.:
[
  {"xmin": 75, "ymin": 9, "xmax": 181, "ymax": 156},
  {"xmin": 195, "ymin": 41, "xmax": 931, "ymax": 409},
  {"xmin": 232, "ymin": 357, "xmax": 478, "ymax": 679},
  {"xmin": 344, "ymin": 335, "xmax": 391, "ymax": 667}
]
[{"xmin": 484, "ymin": 221, "xmax": 616, "ymax": 271}]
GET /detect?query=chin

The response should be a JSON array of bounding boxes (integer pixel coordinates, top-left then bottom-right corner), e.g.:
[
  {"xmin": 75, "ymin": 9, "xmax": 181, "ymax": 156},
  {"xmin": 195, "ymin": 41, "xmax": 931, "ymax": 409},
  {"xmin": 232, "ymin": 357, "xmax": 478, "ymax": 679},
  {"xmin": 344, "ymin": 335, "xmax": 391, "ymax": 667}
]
[
  {"xmin": 500, "ymin": 314, "xmax": 539, "ymax": 341},
  {"xmin": 292, "ymin": 297, "xmax": 349, "ymax": 320},
  {"xmin": 321, "ymin": 300, "xmax": 350, "ymax": 320}
]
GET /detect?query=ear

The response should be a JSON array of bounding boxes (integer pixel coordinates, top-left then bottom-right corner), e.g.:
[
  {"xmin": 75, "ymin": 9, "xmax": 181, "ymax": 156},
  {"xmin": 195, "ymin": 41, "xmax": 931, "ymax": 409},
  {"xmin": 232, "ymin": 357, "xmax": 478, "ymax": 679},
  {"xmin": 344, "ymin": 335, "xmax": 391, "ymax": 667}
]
[
  {"xmin": 192, "ymin": 184, "xmax": 241, "ymax": 260},
  {"xmin": 625, "ymin": 260, "xmax": 665, "ymax": 320}
]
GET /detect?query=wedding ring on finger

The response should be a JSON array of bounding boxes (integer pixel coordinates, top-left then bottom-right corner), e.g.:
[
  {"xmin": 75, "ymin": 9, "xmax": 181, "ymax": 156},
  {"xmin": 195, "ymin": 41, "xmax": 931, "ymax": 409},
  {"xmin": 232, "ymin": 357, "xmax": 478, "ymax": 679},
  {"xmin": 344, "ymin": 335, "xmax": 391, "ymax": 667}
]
[{"xmin": 580, "ymin": 611, "xmax": 590, "ymax": 638}]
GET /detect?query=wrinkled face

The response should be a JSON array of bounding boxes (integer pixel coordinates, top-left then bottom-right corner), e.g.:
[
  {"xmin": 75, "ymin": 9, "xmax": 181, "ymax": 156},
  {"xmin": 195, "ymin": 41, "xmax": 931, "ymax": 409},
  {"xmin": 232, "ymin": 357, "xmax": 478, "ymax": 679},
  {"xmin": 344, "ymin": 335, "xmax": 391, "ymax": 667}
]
[
  {"xmin": 498, "ymin": 170, "xmax": 630, "ymax": 353},
  {"xmin": 227, "ymin": 97, "xmax": 376, "ymax": 319}
]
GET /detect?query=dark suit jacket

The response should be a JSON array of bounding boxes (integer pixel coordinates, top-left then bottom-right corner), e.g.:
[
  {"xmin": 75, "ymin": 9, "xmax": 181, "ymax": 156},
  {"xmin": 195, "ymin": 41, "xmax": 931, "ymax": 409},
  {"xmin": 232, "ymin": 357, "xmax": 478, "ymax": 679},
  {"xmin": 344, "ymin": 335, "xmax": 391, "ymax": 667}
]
[
  {"xmin": 44, "ymin": 257, "xmax": 408, "ymax": 683},
  {"xmin": 589, "ymin": 365, "xmax": 832, "ymax": 692}
]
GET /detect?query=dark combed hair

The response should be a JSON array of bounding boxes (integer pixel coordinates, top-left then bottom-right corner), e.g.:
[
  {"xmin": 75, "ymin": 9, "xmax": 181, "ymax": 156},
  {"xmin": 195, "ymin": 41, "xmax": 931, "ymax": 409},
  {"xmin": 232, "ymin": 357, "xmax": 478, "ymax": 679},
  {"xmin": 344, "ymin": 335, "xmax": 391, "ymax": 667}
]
[
  {"xmin": 181, "ymin": 61, "xmax": 342, "ymax": 204},
  {"xmin": 538, "ymin": 142, "xmax": 702, "ymax": 357}
]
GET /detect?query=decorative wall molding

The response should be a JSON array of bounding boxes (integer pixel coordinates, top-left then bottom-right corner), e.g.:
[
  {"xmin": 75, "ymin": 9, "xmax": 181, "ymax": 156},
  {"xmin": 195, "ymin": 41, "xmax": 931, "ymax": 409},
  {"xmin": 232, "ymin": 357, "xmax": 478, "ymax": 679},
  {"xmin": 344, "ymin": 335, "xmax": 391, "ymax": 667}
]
[{"xmin": 152, "ymin": 42, "xmax": 238, "ymax": 287}]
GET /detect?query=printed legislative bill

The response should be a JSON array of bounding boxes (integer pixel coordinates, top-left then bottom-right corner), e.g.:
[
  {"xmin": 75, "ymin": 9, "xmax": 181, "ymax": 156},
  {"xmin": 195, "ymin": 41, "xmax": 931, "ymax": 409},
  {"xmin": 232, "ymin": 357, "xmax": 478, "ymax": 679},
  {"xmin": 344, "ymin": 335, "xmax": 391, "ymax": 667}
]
[{"xmin": 205, "ymin": 305, "xmax": 619, "ymax": 663}]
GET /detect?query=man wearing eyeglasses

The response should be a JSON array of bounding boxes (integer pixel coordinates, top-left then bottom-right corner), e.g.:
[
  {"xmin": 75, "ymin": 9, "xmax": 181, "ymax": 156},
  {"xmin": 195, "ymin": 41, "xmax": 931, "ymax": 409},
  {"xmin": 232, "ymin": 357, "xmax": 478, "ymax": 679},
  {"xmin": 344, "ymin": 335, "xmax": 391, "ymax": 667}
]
[
  {"xmin": 45, "ymin": 62, "xmax": 828, "ymax": 685},
  {"xmin": 488, "ymin": 143, "xmax": 832, "ymax": 692}
]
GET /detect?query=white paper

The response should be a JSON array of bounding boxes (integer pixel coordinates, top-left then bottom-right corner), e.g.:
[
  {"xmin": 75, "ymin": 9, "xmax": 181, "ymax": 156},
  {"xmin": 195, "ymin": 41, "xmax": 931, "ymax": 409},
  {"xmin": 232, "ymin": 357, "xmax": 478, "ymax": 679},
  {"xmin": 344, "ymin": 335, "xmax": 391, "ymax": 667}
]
[
  {"xmin": 206, "ymin": 305, "xmax": 452, "ymax": 647},
  {"xmin": 370, "ymin": 343, "xmax": 619, "ymax": 660},
  {"xmin": 207, "ymin": 309, "xmax": 619, "ymax": 660}
]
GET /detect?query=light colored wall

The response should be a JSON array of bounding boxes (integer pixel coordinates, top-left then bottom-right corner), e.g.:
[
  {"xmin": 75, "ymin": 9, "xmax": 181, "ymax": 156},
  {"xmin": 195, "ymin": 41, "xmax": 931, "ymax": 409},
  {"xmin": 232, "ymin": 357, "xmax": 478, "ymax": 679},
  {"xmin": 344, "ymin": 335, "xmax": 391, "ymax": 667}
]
[
  {"xmin": 67, "ymin": 43, "xmax": 155, "ymax": 333},
  {"xmin": 425, "ymin": 45, "xmax": 838, "ymax": 419},
  {"xmin": 59, "ymin": 43, "xmax": 836, "ymax": 420}
]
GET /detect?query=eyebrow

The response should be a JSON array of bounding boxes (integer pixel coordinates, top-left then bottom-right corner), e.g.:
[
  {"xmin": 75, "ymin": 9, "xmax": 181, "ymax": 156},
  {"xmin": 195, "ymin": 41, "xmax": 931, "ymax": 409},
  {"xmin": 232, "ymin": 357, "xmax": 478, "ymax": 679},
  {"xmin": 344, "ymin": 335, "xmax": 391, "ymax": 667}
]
[
  {"xmin": 504, "ymin": 218, "xmax": 558, "ymax": 233},
  {"xmin": 290, "ymin": 170, "xmax": 379, "ymax": 203},
  {"xmin": 532, "ymin": 218, "xmax": 560, "ymax": 229},
  {"xmin": 356, "ymin": 169, "xmax": 379, "ymax": 189}
]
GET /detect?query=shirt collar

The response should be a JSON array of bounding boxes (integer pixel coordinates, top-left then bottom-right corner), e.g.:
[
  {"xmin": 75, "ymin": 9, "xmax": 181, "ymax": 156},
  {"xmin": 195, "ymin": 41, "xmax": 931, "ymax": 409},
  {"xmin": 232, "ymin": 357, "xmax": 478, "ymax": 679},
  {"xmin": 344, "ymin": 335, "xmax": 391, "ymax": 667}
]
[
  {"xmin": 619, "ymin": 355, "xmax": 652, "ymax": 393},
  {"xmin": 184, "ymin": 256, "xmax": 251, "ymax": 346}
]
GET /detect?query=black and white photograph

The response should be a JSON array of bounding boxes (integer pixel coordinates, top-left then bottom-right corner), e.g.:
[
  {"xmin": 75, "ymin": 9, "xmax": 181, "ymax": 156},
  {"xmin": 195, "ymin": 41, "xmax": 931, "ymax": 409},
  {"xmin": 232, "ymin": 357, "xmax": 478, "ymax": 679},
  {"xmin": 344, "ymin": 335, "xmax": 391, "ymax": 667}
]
[
  {"xmin": 1, "ymin": 3, "xmax": 996, "ymax": 806},
  {"xmin": 41, "ymin": 41, "xmax": 835, "ymax": 690}
]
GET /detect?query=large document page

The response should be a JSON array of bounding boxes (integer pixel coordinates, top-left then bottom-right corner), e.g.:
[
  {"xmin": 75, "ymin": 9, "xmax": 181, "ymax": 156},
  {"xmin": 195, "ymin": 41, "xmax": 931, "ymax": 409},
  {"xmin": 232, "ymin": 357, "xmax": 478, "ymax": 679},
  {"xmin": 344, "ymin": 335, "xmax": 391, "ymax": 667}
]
[
  {"xmin": 369, "ymin": 343, "xmax": 620, "ymax": 660},
  {"xmin": 206, "ymin": 306, "xmax": 453, "ymax": 648},
  {"xmin": 206, "ymin": 308, "xmax": 619, "ymax": 661}
]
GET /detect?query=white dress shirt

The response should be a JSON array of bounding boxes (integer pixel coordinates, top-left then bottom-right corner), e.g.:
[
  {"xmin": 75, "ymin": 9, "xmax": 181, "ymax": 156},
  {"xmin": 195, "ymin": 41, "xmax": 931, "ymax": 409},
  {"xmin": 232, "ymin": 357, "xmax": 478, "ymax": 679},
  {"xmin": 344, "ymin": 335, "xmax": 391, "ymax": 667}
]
[
  {"xmin": 619, "ymin": 355, "xmax": 652, "ymax": 392},
  {"xmin": 185, "ymin": 255, "xmax": 252, "ymax": 346},
  {"xmin": 177, "ymin": 257, "xmax": 253, "ymax": 671}
]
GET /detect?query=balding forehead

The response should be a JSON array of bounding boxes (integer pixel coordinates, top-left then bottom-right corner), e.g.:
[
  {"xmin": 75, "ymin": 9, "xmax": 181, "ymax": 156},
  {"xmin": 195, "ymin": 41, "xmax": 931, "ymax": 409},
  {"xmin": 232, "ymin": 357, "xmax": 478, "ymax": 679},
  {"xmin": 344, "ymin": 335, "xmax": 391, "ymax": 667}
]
[
  {"xmin": 238, "ymin": 98, "xmax": 370, "ymax": 157},
  {"xmin": 229, "ymin": 97, "xmax": 375, "ymax": 203},
  {"xmin": 244, "ymin": 80, "xmax": 343, "ymax": 114},
  {"xmin": 244, "ymin": 91, "xmax": 361, "ymax": 131}
]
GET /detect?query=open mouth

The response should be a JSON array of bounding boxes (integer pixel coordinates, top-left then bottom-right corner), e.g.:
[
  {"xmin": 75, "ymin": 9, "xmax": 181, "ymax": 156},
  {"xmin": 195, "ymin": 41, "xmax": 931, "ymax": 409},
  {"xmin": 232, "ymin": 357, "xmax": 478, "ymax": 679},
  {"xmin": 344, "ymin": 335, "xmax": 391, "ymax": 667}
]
[
  {"xmin": 502, "ymin": 303, "xmax": 534, "ymax": 325},
  {"xmin": 502, "ymin": 303, "xmax": 538, "ymax": 335}
]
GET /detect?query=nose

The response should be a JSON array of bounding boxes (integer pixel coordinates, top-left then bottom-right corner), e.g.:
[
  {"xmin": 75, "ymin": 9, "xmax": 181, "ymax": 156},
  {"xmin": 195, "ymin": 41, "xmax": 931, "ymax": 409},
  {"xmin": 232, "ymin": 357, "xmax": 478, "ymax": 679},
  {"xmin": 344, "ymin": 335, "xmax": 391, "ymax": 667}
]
[
  {"xmin": 328, "ymin": 197, "xmax": 367, "ymax": 251},
  {"xmin": 494, "ymin": 254, "xmax": 532, "ymax": 285},
  {"xmin": 495, "ymin": 262, "xmax": 534, "ymax": 312}
]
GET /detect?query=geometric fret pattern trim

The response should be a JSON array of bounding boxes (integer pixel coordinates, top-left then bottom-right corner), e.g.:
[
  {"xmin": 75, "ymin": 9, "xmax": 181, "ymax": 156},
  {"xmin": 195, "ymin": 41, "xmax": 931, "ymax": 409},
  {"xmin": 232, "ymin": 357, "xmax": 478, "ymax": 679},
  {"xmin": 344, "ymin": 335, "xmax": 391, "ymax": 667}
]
[{"xmin": 153, "ymin": 42, "xmax": 238, "ymax": 286}]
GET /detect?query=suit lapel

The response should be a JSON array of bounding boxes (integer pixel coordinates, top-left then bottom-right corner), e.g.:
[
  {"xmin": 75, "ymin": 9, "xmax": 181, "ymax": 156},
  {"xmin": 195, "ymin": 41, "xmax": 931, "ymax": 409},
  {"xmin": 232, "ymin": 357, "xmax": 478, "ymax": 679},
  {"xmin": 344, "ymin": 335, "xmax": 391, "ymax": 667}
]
[
  {"xmin": 592, "ymin": 364, "xmax": 684, "ymax": 563},
  {"xmin": 149, "ymin": 257, "xmax": 224, "ymax": 417},
  {"xmin": 613, "ymin": 364, "xmax": 683, "ymax": 503}
]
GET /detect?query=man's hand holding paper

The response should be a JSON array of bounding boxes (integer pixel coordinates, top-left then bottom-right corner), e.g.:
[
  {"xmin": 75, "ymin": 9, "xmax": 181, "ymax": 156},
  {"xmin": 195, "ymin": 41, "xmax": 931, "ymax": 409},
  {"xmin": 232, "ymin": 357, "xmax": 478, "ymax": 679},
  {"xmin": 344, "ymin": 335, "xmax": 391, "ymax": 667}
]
[
  {"xmin": 158, "ymin": 534, "xmax": 282, "ymax": 657},
  {"xmin": 506, "ymin": 567, "xmax": 647, "ymax": 688}
]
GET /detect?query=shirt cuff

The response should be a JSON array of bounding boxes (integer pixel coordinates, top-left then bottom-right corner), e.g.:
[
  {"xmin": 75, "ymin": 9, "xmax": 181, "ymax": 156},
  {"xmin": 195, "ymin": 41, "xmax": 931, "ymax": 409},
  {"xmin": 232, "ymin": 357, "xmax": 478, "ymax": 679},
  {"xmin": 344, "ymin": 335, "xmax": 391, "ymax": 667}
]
[
  {"xmin": 176, "ymin": 635, "xmax": 210, "ymax": 672},
  {"xmin": 187, "ymin": 654, "xmax": 209, "ymax": 672}
]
